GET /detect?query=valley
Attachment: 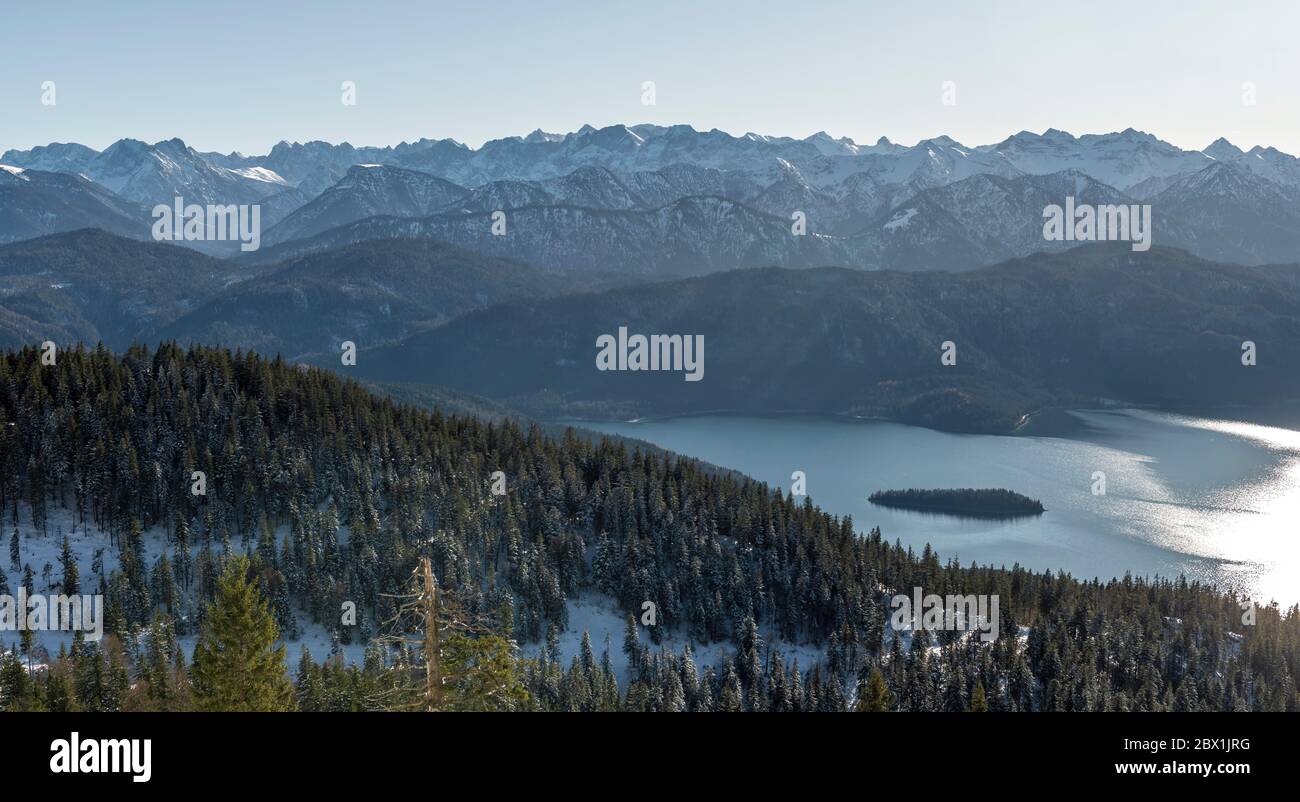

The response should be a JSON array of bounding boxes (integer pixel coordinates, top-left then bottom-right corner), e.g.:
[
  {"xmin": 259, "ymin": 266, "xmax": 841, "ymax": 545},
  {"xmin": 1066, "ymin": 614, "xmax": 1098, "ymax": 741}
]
[{"xmin": 3, "ymin": 119, "xmax": 1300, "ymax": 716}]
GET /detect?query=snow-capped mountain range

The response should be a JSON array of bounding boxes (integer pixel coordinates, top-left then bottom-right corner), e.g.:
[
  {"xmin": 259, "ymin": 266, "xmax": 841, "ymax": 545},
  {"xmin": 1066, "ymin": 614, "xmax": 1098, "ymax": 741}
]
[{"xmin": 3, "ymin": 125, "xmax": 1300, "ymax": 269}]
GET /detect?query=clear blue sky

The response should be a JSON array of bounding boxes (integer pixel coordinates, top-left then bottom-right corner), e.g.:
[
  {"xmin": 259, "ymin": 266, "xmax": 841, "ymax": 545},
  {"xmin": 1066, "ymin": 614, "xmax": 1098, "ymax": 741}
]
[{"xmin": 2, "ymin": 0, "xmax": 1296, "ymax": 155}]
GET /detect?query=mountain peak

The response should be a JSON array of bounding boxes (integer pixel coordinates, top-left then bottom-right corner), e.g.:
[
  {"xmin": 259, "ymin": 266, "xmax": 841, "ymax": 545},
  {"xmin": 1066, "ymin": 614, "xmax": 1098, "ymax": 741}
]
[
  {"xmin": 1117, "ymin": 127, "xmax": 1157, "ymax": 142},
  {"xmin": 523, "ymin": 128, "xmax": 564, "ymax": 144},
  {"xmin": 1204, "ymin": 137, "xmax": 1244, "ymax": 160},
  {"xmin": 103, "ymin": 138, "xmax": 148, "ymax": 151},
  {"xmin": 154, "ymin": 137, "xmax": 192, "ymax": 156},
  {"xmin": 574, "ymin": 124, "xmax": 644, "ymax": 148},
  {"xmin": 918, "ymin": 134, "xmax": 961, "ymax": 149}
]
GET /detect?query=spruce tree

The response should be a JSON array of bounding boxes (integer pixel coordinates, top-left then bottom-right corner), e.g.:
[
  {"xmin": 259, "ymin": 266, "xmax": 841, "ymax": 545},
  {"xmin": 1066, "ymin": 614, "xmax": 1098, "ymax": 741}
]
[
  {"xmin": 190, "ymin": 554, "xmax": 294, "ymax": 711},
  {"xmin": 855, "ymin": 666, "xmax": 894, "ymax": 712},
  {"xmin": 60, "ymin": 534, "xmax": 78, "ymax": 596}
]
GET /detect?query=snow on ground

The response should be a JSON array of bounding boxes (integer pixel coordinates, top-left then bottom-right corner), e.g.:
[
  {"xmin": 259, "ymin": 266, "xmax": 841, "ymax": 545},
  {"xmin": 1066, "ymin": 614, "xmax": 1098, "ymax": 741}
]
[
  {"xmin": 6, "ymin": 505, "xmax": 821, "ymax": 680},
  {"xmin": 227, "ymin": 166, "xmax": 288, "ymax": 185},
  {"xmin": 2, "ymin": 504, "xmax": 366, "ymax": 669},
  {"xmin": 883, "ymin": 207, "xmax": 918, "ymax": 230},
  {"xmin": 520, "ymin": 591, "xmax": 825, "ymax": 687}
]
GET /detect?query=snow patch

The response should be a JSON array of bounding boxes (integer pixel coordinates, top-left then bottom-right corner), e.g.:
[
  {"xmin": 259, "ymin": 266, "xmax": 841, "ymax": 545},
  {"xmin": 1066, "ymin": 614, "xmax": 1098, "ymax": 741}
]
[
  {"xmin": 521, "ymin": 592, "xmax": 825, "ymax": 687},
  {"xmin": 884, "ymin": 207, "xmax": 919, "ymax": 230},
  {"xmin": 228, "ymin": 165, "xmax": 289, "ymax": 185},
  {"xmin": 3, "ymin": 504, "xmax": 365, "ymax": 669}
]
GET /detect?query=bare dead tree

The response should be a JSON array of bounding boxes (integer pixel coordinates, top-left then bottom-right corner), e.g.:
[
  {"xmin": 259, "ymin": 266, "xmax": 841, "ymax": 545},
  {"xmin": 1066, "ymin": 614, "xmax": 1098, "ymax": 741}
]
[{"xmin": 370, "ymin": 554, "xmax": 499, "ymax": 711}]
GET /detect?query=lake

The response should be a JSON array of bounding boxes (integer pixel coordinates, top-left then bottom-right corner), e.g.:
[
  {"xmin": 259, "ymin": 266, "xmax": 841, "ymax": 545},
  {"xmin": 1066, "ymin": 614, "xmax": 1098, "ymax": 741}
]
[{"xmin": 566, "ymin": 409, "xmax": 1300, "ymax": 607}]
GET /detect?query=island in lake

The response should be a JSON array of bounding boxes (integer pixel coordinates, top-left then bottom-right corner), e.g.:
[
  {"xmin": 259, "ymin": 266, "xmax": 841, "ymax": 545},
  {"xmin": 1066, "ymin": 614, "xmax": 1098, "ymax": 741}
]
[{"xmin": 868, "ymin": 488, "xmax": 1045, "ymax": 519}]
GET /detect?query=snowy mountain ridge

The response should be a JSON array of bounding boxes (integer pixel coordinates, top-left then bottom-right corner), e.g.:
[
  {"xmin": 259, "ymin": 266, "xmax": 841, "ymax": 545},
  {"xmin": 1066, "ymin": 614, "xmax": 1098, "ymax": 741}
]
[
  {"xmin": 5, "ymin": 125, "xmax": 1300, "ymax": 268},
  {"xmin": 6, "ymin": 126, "xmax": 1296, "ymax": 197}
]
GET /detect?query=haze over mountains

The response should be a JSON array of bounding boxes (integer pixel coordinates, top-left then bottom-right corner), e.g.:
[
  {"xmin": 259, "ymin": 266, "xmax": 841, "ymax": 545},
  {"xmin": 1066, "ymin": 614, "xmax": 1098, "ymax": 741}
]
[
  {"xmin": 5, "ymin": 124, "xmax": 1300, "ymax": 268},
  {"xmin": 4, "ymin": 226, "xmax": 1299, "ymax": 433},
  {"xmin": 341, "ymin": 245, "xmax": 1300, "ymax": 432},
  {"xmin": 0, "ymin": 230, "xmax": 631, "ymax": 357},
  {"xmin": 4, "ymin": 124, "xmax": 1300, "ymax": 432}
]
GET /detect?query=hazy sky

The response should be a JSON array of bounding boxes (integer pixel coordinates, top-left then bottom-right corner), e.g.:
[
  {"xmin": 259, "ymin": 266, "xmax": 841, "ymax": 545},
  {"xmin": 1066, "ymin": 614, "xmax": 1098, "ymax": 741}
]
[{"xmin": 2, "ymin": 0, "xmax": 1296, "ymax": 155}]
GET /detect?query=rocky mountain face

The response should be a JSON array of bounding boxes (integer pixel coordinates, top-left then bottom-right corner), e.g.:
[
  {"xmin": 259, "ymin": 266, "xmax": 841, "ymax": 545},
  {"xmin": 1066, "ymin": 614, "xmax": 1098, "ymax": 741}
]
[
  {"xmin": 262, "ymin": 164, "xmax": 470, "ymax": 246},
  {"xmin": 5, "ymin": 126, "xmax": 1300, "ymax": 272},
  {"xmin": 4, "ymin": 137, "xmax": 289, "ymax": 207},
  {"xmin": 0, "ymin": 165, "xmax": 149, "ymax": 244}
]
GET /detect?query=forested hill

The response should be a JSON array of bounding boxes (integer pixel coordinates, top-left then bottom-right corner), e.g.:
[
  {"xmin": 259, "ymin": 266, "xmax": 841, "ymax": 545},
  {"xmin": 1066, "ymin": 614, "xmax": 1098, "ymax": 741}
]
[
  {"xmin": 1, "ymin": 343, "xmax": 1297, "ymax": 711},
  {"xmin": 348, "ymin": 245, "xmax": 1300, "ymax": 433}
]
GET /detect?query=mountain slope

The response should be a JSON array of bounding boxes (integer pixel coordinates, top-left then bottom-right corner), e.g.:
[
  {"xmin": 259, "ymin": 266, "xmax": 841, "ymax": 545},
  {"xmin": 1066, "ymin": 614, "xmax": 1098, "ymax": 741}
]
[
  {"xmin": 1151, "ymin": 162, "xmax": 1300, "ymax": 264},
  {"xmin": 158, "ymin": 238, "xmax": 630, "ymax": 359},
  {"xmin": 987, "ymin": 128, "xmax": 1214, "ymax": 190},
  {"xmin": 0, "ymin": 165, "xmax": 148, "ymax": 244},
  {"xmin": 342, "ymin": 245, "xmax": 1300, "ymax": 432},
  {"xmin": 8, "ymin": 126, "xmax": 1300, "ymax": 268},
  {"xmin": 0, "ymin": 229, "xmax": 258, "ymax": 348},
  {"xmin": 848, "ymin": 170, "xmax": 1204, "ymax": 271},
  {"xmin": 263, "ymin": 164, "xmax": 469, "ymax": 246},
  {"xmin": 4, "ymin": 138, "xmax": 289, "ymax": 208},
  {"xmin": 246, "ymin": 196, "xmax": 859, "ymax": 274}
]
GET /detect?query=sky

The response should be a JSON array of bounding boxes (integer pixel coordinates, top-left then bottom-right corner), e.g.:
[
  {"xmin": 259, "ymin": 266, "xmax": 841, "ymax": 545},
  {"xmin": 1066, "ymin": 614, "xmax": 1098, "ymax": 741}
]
[{"xmin": 2, "ymin": 0, "xmax": 1297, "ymax": 156}]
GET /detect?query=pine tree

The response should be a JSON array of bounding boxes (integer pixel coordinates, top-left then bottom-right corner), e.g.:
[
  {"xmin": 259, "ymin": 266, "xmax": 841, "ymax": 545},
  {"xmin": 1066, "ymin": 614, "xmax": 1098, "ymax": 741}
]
[
  {"xmin": 719, "ymin": 661, "xmax": 743, "ymax": 712},
  {"xmin": 151, "ymin": 551, "xmax": 178, "ymax": 614},
  {"xmin": 294, "ymin": 645, "xmax": 320, "ymax": 711},
  {"xmin": 855, "ymin": 666, "xmax": 894, "ymax": 712},
  {"xmin": 622, "ymin": 614, "xmax": 640, "ymax": 674},
  {"xmin": 190, "ymin": 554, "xmax": 294, "ymax": 711},
  {"xmin": 59, "ymin": 534, "xmax": 78, "ymax": 595},
  {"xmin": 969, "ymin": 679, "xmax": 988, "ymax": 712},
  {"xmin": 1, "ymin": 646, "xmax": 30, "ymax": 710},
  {"xmin": 3, "ymin": 343, "xmax": 1300, "ymax": 715}
]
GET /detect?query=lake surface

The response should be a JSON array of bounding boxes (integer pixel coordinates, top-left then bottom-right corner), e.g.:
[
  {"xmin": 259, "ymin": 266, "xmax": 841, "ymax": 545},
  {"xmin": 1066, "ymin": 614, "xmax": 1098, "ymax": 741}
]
[{"xmin": 566, "ymin": 409, "xmax": 1300, "ymax": 607}]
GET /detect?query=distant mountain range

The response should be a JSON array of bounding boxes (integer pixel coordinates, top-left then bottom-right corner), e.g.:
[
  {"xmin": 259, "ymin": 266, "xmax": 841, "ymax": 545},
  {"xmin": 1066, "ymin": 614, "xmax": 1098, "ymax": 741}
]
[
  {"xmin": 5, "ymin": 125, "xmax": 1300, "ymax": 269},
  {"xmin": 5, "ymin": 125, "xmax": 1300, "ymax": 433},
  {"xmin": 4, "ymin": 138, "xmax": 287, "ymax": 207},
  {"xmin": 5, "ymin": 228, "xmax": 1300, "ymax": 432}
]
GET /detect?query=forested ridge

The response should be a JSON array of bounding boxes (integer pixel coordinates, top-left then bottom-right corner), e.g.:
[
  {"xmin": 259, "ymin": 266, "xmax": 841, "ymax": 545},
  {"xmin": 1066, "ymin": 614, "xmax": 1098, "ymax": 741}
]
[
  {"xmin": 1, "ymin": 343, "xmax": 1297, "ymax": 712},
  {"xmin": 349, "ymin": 246, "xmax": 1300, "ymax": 433}
]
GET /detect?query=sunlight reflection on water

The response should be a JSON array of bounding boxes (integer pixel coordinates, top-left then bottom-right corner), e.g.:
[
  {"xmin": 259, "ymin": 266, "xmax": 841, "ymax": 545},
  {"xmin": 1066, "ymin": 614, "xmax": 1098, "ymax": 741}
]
[{"xmin": 569, "ymin": 409, "xmax": 1300, "ymax": 607}]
